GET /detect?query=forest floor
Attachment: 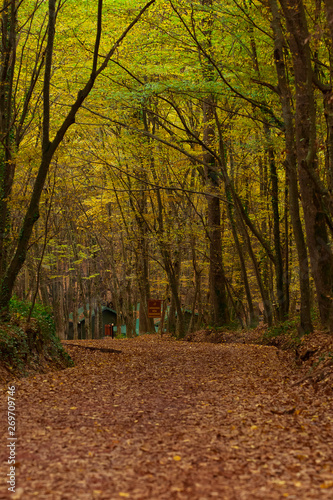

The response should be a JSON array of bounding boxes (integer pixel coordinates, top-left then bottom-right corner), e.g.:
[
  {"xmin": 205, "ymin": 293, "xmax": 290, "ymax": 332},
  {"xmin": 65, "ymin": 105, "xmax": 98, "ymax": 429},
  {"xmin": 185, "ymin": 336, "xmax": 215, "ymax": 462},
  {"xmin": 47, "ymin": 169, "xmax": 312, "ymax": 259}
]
[{"xmin": 0, "ymin": 330, "xmax": 333, "ymax": 500}]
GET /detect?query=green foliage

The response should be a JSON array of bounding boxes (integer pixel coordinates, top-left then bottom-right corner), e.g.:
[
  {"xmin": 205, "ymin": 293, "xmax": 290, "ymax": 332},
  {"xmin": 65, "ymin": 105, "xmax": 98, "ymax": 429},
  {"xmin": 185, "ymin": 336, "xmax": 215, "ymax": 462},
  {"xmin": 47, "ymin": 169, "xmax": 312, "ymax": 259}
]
[
  {"xmin": 0, "ymin": 297, "xmax": 73, "ymax": 373},
  {"xmin": 0, "ymin": 324, "xmax": 29, "ymax": 371},
  {"xmin": 310, "ymin": 307, "xmax": 320, "ymax": 325},
  {"xmin": 261, "ymin": 317, "xmax": 308, "ymax": 349},
  {"xmin": 3, "ymin": 0, "xmax": 333, "ymax": 342},
  {"xmin": 263, "ymin": 317, "xmax": 298, "ymax": 340},
  {"xmin": 10, "ymin": 296, "xmax": 55, "ymax": 333},
  {"xmin": 215, "ymin": 319, "xmax": 243, "ymax": 332},
  {"xmin": 115, "ymin": 332, "xmax": 126, "ymax": 339}
]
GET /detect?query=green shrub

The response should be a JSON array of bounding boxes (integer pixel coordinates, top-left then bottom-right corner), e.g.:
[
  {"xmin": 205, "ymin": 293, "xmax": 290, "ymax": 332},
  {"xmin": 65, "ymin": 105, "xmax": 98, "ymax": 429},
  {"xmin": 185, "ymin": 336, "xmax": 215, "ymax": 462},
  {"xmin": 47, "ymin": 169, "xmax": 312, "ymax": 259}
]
[
  {"xmin": 0, "ymin": 297, "xmax": 73, "ymax": 373},
  {"xmin": 0, "ymin": 324, "xmax": 29, "ymax": 370},
  {"xmin": 262, "ymin": 317, "xmax": 307, "ymax": 349},
  {"xmin": 263, "ymin": 318, "xmax": 297, "ymax": 339}
]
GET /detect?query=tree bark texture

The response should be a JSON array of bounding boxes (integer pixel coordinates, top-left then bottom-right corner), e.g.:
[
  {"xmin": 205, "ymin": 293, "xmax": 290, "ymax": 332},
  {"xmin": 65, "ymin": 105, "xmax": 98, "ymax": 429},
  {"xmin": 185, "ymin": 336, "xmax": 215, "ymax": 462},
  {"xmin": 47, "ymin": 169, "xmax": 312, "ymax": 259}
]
[
  {"xmin": 279, "ymin": 0, "xmax": 333, "ymax": 329},
  {"xmin": 269, "ymin": 0, "xmax": 313, "ymax": 333}
]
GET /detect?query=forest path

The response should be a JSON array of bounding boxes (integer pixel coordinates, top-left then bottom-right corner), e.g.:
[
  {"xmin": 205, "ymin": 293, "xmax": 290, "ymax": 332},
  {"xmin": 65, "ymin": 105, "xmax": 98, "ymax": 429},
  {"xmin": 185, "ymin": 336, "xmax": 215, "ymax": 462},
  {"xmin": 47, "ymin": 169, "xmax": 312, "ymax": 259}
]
[{"xmin": 1, "ymin": 335, "xmax": 333, "ymax": 500}]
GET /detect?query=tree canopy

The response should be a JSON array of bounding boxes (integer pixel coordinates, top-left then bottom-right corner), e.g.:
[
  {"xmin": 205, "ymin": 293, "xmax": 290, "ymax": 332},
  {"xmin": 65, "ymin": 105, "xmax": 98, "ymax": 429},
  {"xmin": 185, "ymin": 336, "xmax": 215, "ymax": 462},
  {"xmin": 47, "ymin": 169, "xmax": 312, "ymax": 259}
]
[{"xmin": 1, "ymin": 0, "xmax": 333, "ymax": 338}]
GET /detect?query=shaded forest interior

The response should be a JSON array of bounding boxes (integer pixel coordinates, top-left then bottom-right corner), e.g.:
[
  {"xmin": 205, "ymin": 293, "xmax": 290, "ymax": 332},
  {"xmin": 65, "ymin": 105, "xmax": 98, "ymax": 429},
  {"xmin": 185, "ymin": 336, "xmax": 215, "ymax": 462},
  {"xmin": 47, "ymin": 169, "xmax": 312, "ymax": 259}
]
[{"xmin": 1, "ymin": 0, "xmax": 333, "ymax": 340}]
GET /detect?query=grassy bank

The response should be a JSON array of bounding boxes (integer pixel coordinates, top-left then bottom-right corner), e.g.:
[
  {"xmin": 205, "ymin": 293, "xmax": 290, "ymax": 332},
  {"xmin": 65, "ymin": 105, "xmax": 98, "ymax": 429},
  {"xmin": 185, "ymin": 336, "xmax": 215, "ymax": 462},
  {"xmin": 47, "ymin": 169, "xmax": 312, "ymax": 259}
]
[{"xmin": 0, "ymin": 298, "xmax": 73, "ymax": 384}]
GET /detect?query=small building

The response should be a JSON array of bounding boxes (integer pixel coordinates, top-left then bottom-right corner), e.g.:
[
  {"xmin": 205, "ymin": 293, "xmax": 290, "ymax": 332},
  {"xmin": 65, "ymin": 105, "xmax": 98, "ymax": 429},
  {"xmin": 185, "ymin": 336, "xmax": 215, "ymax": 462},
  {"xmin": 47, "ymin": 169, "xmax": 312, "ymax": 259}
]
[{"xmin": 68, "ymin": 306, "xmax": 117, "ymax": 339}]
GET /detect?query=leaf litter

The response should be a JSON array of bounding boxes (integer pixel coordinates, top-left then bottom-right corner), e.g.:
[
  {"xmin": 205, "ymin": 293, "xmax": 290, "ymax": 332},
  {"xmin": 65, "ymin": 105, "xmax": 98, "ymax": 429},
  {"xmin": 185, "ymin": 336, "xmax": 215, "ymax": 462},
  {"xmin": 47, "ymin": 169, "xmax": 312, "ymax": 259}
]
[{"xmin": 0, "ymin": 334, "xmax": 332, "ymax": 499}]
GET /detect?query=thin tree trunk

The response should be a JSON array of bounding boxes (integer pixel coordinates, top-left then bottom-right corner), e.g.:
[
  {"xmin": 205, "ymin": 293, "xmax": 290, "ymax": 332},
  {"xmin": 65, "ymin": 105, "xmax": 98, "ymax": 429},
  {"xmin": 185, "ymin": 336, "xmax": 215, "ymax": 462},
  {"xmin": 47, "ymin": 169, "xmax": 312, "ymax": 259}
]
[
  {"xmin": 226, "ymin": 189, "xmax": 256, "ymax": 327},
  {"xmin": 187, "ymin": 237, "xmax": 202, "ymax": 334},
  {"xmin": 269, "ymin": 0, "xmax": 312, "ymax": 334},
  {"xmin": 266, "ymin": 131, "xmax": 287, "ymax": 320}
]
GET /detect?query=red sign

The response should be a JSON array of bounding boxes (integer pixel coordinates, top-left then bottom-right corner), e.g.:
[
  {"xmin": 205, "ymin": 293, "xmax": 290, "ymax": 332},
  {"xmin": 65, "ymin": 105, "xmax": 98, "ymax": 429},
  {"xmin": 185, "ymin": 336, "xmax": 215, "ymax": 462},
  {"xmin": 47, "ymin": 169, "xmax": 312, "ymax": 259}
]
[{"xmin": 148, "ymin": 299, "xmax": 162, "ymax": 318}]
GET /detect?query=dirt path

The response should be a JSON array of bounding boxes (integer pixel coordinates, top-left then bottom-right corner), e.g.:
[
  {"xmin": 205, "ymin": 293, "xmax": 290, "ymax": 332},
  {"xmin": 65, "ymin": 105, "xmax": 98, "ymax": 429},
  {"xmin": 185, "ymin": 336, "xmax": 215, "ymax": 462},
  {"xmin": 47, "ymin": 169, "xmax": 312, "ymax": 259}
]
[{"xmin": 1, "ymin": 336, "xmax": 333, "ymax": 499}]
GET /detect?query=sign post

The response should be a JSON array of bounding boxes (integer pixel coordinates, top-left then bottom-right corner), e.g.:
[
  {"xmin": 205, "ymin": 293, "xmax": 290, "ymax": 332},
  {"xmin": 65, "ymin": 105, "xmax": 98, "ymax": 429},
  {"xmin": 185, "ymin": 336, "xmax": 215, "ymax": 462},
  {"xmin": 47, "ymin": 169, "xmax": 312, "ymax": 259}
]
[{"xmin": 147, "ymin": 299, "xmax": 162, "ymax": 318}]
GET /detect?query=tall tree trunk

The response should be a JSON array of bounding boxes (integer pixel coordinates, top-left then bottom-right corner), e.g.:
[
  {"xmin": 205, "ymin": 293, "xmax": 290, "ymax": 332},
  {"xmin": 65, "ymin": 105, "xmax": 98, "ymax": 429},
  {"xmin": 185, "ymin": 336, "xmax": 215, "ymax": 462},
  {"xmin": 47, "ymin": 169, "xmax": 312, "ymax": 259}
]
[
  {"xmin": 201, "ymin": 0, "xmax": 229, "ymax": 327},
  {"xmin": 228, "ymin": 148, "xmax": 257, "ymax": 326},
  {"xmin": 269, "ymin": 0, "xmax": 312, "ymax": 333},
  {"xmin": 187, "ymin": 236, "xmax": 202, "ymax": 334},
  {"xmin": 51, "ymin": 278, "xmax": 65, "ymax": 340},
  {"xmin": 266, "ymin": 131, "xmax": 287, "ymax": 320},
  {"xmin": 206, "ymin": 191, "xmax": 229, "ymax": 326},
  {"xmin": 87, "ymin": 275, "xmax": 92, "ymax": 340},
  {"xmin": 0, "ymin": 0, "xmax": 16, "ymax": 281},
  {"xmin": 283, "ymin": 180, "xmax": 290, "ymax": 317},
  {"xmin": 156, "ymin": 190, "xmax": 185, "ymax": 337},
  {"xmin": 163, "ymin": 241, "xmax": 184, "ymax": 337},
  {"xmin": 323, "ymin": 0, "xmax": 333, "ymax": 190},
  {"xmin": 248, "ymin": 16, "xmax": 287, "ymax": 322},
  {"xmin": 226, "ymin": 188, "xmax": 256, "ymax": 327},
  {"xmin": 131, "ymin": 175, "xmax": 155, "ymax": 334},
  {"xmin": 96, "ymin": 298, "xmax": 103, "ymax": 339},
  {"xmin": 73, "ymin": 287, "xmax": 78, "ymax": 340},
  {"xmin": 216, "ymin": 122, "xmax": 272, "ymax": 324},
  {"xmin": 237, "ymin": 206, "xmax": 273, "ymax": 326},
  {"xmin": 279, "ymin": 0, "xmax": 333, "ymax": 329}
]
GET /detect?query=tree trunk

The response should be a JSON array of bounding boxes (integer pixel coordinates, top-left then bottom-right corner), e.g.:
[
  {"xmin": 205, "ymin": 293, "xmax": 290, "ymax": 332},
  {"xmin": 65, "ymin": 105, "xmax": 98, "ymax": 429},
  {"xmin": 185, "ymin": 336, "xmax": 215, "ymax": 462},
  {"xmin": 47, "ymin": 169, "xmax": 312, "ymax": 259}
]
[
  {"xmin": 163, "ymin": 244, "xmax": 184, "ymax": 337},
  {"xmin": 279, "ymin": 0, "xmax": 333, "ymax": 329},
  {"xmin": 323, "ymin": 0, "xmax": 333, "ymax": 191},
  {"xmin": 269, "ymin": 0, "xmax": 313, "ymax": 333},
  {"xmin": 0, "ymin": 0, "xmax": 16, "ymax": 282},
  {"xmin": 51, "ymin": 279, "xmax": 65, "ymax": 340},
  {"xmin": 200, "ymin": 0, "xmax": 229, "ymax": 327},
  {"xmin": 266, "ymin": 132, "xmax": 287, "ymax": 320},
  {"xmin": 202, "ymin": 96, "xmax": 229, "ymax": 326},
  {"xmin": 135, "ymin": 198, "xmax": 155, "ymax": 334},
  {"xmin": 226, "ymin": 189, "xmax": 256, "ymax": 327},
  {"xmin": 187, "ymin": 237, "xmax": 202, "ymax": 334}
]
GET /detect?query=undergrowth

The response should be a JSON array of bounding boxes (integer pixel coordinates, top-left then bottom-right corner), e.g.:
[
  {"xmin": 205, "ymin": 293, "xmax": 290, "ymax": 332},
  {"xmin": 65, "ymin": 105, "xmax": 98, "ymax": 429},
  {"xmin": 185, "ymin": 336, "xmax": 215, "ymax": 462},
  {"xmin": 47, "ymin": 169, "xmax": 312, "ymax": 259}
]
[
  {"xmin": 0, "ymin": 297, "xmax": 73, "ymax": 379},
  {"xmin": 261, "ymin": 317, "xmax": 305, "ymax": 349}
]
